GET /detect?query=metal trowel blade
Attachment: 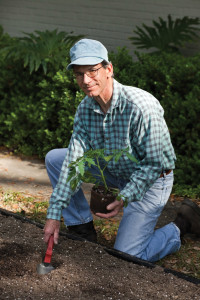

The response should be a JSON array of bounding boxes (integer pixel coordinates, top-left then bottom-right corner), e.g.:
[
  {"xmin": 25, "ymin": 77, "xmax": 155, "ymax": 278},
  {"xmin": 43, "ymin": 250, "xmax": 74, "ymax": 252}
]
[{"xmin": 37, "ymin": 262, "xmax": 55, "ymax": 275}]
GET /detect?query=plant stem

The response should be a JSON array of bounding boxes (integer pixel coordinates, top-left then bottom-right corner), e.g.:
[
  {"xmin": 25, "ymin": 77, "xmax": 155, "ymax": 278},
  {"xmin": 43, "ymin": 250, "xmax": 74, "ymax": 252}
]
[{"xmin": 96, "ymin": 157, "xmax": 109, "ymax": 192}]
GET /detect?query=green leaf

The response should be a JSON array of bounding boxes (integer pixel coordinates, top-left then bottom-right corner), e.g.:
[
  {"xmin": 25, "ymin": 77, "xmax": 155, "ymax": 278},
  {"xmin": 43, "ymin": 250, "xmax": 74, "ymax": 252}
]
[
  {"xmin": 104, "ymin": 155, "xmax": 113, "ymax": 162},
  {"xmin": 114, "ymin": 151, "xmax": 123, "ymax": 163},
  {"xmin": 84, "ymin": 157, "xmax": 96, "ymax": 167},
  {"xmin": 78, "ymin": 161, "xmax": 85, "ymax": 176},
  {"xmin": 125, "ymin": 152, "xmax": 138, "ymax": 163},
  {"xmin": 70, "ymin": 178, "xmax": 78, "ymax": 190},
  {"xmin": 70, "ymin": 175, "xmax": 81, "ymax": 191},
  {"xmin": 83, "ymin": 174, "xmax": 97, "ymax": 184},
  {"xmin": 66, "ymin": 167, "xmax": 76, "ymax": 182}
]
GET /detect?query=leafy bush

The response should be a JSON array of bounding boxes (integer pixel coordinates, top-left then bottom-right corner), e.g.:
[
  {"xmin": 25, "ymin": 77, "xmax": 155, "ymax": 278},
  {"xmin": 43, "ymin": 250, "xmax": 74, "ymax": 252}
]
[
  {"xmin": 35, "ymin": 69, "xmax": 85, "ymax": 156},
  {"xmin": 0, "ymin": 59, "xmax": 84, "ymax": 156},
  {"xmin": 1, "ymin": 29, "xmax": 84, "ymax": 73},
  {"xmin": 0, "ymin": 25, "xmax": 14, "ymax": 48},
  {"xmin": 173, "ymin": 183, "xmax": 200, "ymax": 199},
  {"xmin": 0, "ymin": 28, "xmax": 199, "ymax": 187},
  {"xmin": 0, "ymin": 28, "xmax": 84, "ymax": 157}
]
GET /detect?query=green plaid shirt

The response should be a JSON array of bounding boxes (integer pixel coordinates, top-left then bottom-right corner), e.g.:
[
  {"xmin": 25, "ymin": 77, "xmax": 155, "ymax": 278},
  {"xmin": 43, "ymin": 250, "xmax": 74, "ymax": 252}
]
[{"xmin": 47, "ymin": 79, "xmax": 176, "ymax": 220}]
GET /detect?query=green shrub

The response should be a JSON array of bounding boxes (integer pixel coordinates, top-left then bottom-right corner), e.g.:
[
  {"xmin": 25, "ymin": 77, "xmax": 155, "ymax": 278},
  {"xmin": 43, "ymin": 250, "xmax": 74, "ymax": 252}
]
[
  {"xmin": 1, "ymin": 29, "xmax": 84, "ymax": 74},
  {"xmin": 0, "ymin": 56, "xmax": 41, "ymax": 151},
  {"xmin": 35, "ymin": 68, "xmax": 84, "ymax": 156},
  {"xmin": 0, "ymin": 28, "xmax": 84, "ymax": 157},
  {"xmin": 0, "ymin": 58, "xmax": 84, "ymax": 157}
]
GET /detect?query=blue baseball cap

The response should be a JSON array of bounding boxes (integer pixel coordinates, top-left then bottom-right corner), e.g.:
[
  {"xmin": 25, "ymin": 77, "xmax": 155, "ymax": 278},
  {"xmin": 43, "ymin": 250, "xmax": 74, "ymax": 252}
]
[{"xmin": 67, "ymin": 39, "xmax": 109, "ymax": 70}]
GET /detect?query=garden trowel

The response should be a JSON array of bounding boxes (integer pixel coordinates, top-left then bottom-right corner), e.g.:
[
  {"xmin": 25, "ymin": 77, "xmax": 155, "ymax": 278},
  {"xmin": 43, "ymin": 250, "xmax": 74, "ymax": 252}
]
[{"xmin": 37, "ymin": 235, "xmax": 55, "ymax": 275}]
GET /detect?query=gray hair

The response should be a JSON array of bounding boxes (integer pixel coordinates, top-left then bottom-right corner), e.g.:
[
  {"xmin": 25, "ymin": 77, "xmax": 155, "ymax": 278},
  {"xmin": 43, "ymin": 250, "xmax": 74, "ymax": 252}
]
[{"xmin": 101, "ymin": 60, "xmax": 114, "ymax": 77}]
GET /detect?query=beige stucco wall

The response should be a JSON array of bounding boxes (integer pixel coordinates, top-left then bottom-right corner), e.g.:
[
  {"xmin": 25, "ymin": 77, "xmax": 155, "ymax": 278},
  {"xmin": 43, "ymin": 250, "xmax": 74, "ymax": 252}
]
[{"xmin": 0, "ymin": 0, "xmax": 200, "ymax": 55}]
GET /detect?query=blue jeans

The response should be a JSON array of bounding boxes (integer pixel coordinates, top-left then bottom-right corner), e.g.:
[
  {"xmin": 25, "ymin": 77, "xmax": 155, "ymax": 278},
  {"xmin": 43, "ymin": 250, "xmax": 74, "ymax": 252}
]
[{"xmin": 45, "ymin": 148, "xmax": 181, "ymax": 262}]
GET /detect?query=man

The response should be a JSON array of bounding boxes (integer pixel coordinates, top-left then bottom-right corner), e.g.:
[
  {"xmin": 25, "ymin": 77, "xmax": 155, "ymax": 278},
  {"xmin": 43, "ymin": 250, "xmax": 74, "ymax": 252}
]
[{"xmin": 44, "ymin": 39, "xmax": 200, "ymax": 262}]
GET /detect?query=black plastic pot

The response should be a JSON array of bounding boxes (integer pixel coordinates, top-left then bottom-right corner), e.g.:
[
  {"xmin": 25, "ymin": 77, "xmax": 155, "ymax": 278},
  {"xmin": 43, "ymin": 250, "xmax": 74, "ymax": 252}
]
[{"xmin": 90, "ymin": 185, "xmax": 116, "ymax": 214}]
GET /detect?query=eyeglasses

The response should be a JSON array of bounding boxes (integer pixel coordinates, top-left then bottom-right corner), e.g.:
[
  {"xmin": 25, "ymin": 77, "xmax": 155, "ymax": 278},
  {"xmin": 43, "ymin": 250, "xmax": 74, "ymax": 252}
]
[{"xmin": 74, "ymin": 66, "xmax": 104, "ymax": 79}]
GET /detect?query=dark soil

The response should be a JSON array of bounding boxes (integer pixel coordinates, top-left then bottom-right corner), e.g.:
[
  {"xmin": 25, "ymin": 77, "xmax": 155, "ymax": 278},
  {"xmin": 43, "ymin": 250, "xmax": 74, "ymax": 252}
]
[{"xmin": 0, "ymin": 210, "xmax": 200, "ymax": 300}]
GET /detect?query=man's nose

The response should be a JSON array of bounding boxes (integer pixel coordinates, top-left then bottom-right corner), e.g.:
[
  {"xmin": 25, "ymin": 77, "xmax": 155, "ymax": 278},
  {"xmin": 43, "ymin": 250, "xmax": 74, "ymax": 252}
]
[{"xmin": 83, "ymin": 73, "xmax": 92, "ymax": 84}]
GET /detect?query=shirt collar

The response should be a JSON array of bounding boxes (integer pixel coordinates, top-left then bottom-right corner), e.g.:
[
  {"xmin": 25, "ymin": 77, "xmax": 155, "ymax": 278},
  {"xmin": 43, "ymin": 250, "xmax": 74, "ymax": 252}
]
[
  {"xmin": 108, "ymin": 79, "xmax": 121, "ymax": 112},
  {"xmin": 85, "ymin": 79, "xmax": 124, "ymax": 114},
  {"xmin": 110, "ymin": 79, "xmax": 127, "ymax": 114}
]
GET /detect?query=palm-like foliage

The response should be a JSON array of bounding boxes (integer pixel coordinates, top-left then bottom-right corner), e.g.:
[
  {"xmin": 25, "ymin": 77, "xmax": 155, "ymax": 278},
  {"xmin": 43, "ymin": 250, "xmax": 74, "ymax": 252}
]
[
  {"xmin": 1, "ymin": 29, "xmax": 84, "ymax": 73},
  {"xmin": 129, "ymin": 15, "xmax": 200, "ymax": 52}
]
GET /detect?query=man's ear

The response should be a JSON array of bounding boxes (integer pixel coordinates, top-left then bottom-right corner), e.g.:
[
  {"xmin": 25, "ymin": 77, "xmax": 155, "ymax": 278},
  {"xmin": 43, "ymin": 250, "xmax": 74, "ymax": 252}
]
[{"xmin": 106, "ymin": 63, "xmax": 113, "ymax": 78}]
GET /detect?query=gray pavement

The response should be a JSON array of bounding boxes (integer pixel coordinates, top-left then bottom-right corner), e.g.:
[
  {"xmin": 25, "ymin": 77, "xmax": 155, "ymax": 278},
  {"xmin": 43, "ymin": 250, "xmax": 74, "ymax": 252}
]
[
  {"xmin": 0, "ymin": 150, "xmax": 52, "ymax": 198},
  {"xmin": 0, "ymin": 149, "xmax": 92, "ymax": 202}
]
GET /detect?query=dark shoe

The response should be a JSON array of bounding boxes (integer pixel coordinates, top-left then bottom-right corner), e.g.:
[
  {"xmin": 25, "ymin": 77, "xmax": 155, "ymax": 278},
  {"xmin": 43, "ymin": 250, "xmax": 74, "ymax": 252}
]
[
  {"xmin": 67, "ymin": 221, "xmax": 97, "ymax": 243},
  {"xmin": 174, "ymin": 198, "xmax": 200, "ymax": 238}
]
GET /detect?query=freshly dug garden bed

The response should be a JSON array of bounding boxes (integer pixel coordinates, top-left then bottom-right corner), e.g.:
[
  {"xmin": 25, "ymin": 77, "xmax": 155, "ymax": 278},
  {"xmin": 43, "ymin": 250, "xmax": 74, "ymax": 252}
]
[{"xmin": 0, "ymin": 213, "xmax": 199, "ymax": 300}]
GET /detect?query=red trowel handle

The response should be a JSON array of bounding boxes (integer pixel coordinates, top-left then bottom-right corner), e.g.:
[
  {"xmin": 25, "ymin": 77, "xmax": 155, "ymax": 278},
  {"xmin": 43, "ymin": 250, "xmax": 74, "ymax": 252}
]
[{"xmin": 43, "ymin": 235, "xmax": 54, "ymax": 264}]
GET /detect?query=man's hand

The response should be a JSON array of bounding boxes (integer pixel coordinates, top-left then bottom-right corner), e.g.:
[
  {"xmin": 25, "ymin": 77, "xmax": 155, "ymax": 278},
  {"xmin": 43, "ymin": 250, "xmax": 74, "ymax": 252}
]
[
  {"xmin": 95, "ymin": 199, "xmax": 124, "ymax": 219},
  {"xmin": 44, "ymin": 219, "xmax": 60, "ymax": 244}
]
